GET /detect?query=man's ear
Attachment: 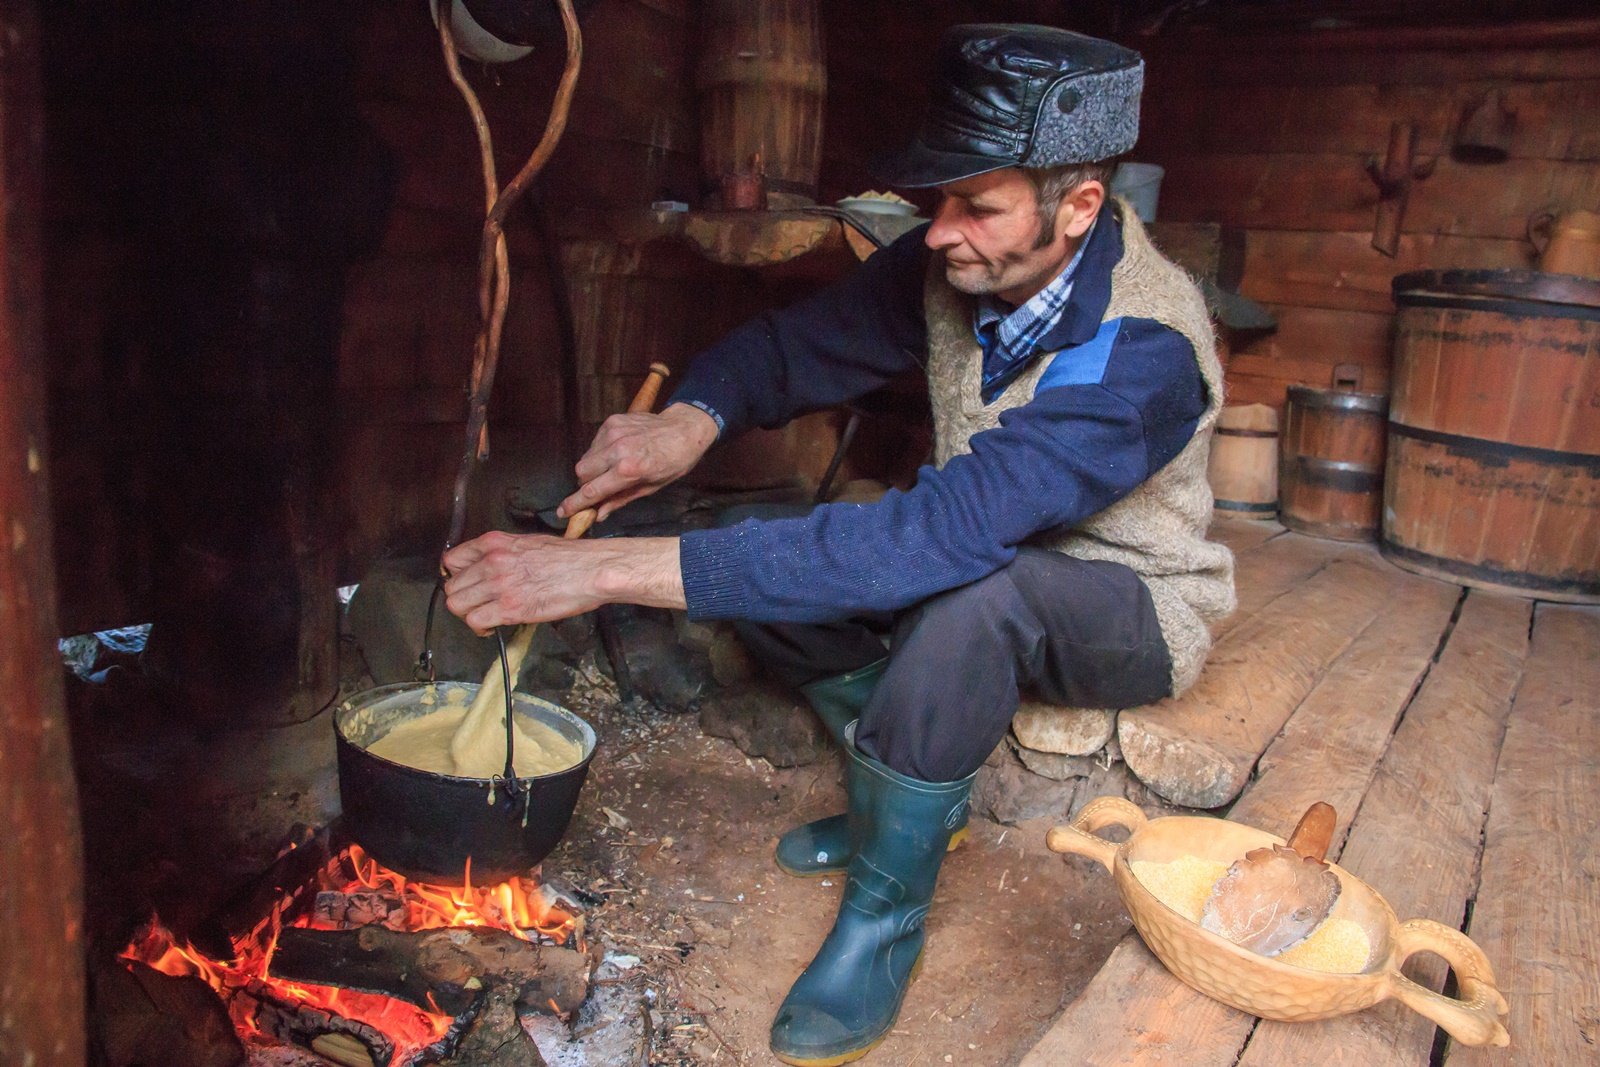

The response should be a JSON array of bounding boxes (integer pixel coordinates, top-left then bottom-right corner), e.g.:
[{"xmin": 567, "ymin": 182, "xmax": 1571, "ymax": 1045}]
[{"xmin": 1058, "ymin": 179, "xmax": 1106, "ymax": 241}]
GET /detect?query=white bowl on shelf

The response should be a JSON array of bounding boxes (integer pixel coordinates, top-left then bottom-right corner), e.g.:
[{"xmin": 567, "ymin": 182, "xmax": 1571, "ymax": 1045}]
[{"xmin": 836, "ymin": 197, "xmax": 918, "ymax": 217}]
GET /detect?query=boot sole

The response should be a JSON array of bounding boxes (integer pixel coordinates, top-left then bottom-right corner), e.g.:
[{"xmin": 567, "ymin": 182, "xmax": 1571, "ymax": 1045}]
[
  {"xmin": 774, "ymin": 826, "xmax": 970, "ymax": 880},
  {"xmin": 770, "ymin": 953, "xmax": 926, "ymax": 1067}
]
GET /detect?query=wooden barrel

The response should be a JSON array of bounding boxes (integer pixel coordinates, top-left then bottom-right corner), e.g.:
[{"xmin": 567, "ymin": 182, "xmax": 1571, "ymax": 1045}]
[
  {"xmin": 1385, "ymin": 269, "xmax": 1600, "ymax": 602},
  {"xmin": 559, "ymin": 239, "xmax": 695, "ymax": 437},
  {"xmin": 696, "ymin": 0, "xmax": 826, "ymax": 206},
  {"xmin": 1279, "ymin": 386, "xmax": 1387, "ymax": 541},
  {"xmin": 1208, "ymin": 403, "xmax": 1279, "ymax": 518}
]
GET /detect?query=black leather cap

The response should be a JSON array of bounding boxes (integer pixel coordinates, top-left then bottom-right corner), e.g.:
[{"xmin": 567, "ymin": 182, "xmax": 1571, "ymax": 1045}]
[{"xmin": 872, "ymin": 24, "xmax": 1144, "ymax": 188}]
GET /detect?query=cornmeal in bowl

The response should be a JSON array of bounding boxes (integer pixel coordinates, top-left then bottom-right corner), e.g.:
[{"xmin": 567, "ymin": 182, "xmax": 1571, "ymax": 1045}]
[{"xmin": 1130, "ymin": 856, "xmax": 1372, "ymax": 974}]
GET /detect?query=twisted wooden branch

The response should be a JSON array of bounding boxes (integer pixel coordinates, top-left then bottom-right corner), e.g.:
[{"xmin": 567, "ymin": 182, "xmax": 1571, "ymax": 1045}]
[{"xmin": 440, "ymin": 0, "xmax": 584, "ymax": 550}]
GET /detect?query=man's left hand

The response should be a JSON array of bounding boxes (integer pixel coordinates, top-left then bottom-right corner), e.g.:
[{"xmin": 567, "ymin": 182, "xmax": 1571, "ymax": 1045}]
[{"xmin": 442, "ymin": 532, "xmax": 687, "ymax": 634}]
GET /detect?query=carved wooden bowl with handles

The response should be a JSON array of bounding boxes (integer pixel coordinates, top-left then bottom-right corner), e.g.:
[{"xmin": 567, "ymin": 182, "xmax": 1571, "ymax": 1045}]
[{"xmin": 1049, "ymin": 796, "xmax": 1511, "ymax": 1047}]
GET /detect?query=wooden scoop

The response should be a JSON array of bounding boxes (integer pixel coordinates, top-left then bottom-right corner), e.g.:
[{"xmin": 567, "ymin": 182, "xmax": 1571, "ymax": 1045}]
[{"xmin": 1199, "ymin": 801, "xmax": 1340, "ymax": 957}]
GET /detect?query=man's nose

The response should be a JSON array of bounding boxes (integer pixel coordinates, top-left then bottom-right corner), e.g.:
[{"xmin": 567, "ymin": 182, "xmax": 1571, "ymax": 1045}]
[{"xmin": 924, "ymin": 199, "xmax": 962, "ymax": 251}]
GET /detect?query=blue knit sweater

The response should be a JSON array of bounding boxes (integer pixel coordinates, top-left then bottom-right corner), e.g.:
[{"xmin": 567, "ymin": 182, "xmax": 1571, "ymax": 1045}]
[{"xmin": 670, "ymin": 212, "xmax": 1209, "ymax": 622}]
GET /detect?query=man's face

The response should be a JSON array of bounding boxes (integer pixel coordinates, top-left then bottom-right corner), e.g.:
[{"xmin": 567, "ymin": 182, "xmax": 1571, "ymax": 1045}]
[{"xmin": 924, "ymin": 168, "xmax": 1087, "ymax": 306}]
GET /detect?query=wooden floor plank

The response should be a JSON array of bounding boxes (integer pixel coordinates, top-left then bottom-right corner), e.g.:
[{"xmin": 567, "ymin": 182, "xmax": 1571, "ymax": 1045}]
[
  {"xmin": 1023, "ymin": 565, "xmax": 1461, "ymax": 1067},
  {"xmin": 1121, "ymin": 555, "xmax": 1394, "ymax": 808},
  {"xmin": 1017, "ymin": 936, "xmax": 1241, "ymax": 1067},
  {"xmin": 1208, "ymin": 514, "xmax": 1284, "ymax": 556},
  {"xmin": 1235, "ymin": 591, "xmax": 1531, "ymax": 1067},
  {"xmin": 1447, "ymin": 605, "xmax": 1600, "ymax": 1067},
  {"xmin": 1228, "ymin": 575, "xmax": 1462, "ymax": 844},
  {"xmin": 1213, "ymin": 531, "xmax": 1355, "ymax": 644}
]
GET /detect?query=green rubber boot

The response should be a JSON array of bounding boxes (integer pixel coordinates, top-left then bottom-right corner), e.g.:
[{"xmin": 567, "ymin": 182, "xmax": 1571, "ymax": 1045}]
[
  {"xmin": 775, "ymin": 660, "xmax": 969, "ymax": 877},
  {"xmin": 774, "ymin": 660, "xmax": 882, "ymax": 877},
  {"xmin": 769, "ymin": 735, "xmax": 975, "ymax": 1066}
]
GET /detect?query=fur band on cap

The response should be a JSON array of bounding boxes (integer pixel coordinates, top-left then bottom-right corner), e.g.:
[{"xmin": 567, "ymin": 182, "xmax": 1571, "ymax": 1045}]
[{"xmin": 1027, "ymin": 60, "xmax": 1144, "ymax": 166}]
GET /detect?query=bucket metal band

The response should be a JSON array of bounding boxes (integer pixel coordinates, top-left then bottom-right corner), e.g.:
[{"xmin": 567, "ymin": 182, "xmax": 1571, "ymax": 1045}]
[
  {"xmin": 765, "ymin": 177, "xmax": 818, "ymax": 198},
  {"xmin": 1286, "ymin": 386, "xmax": 1388, "ymax": 414},
  {"xmin": 1392, "ymin": 268, "xmax": 1600, "ymax": 311},
  {"xmin": 1287, "ymin": 456, "xmax": 1382, "ymax": 493},
  {"xmin": 1215, "ymin": 498, "xmax": 1277, "ymax": 513},
  {"xmin": 1395, "ymin": 292, "xmax": 1600, "ymax": 323},
  {"xmin": 1381, "ymin": 538, "xmax": 1600, "ymax": 599},
  {"xmin": 1388, "ymin": 420, "xmax": 1600, "ymax": 471},
  {"xmin": 1281, "ymin": 514, "xmax": 1375, "ymax": 542}
]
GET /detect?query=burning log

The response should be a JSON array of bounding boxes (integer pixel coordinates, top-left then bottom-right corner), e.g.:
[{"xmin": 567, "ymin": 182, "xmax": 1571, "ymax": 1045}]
[
  {"xmin": 433, "ymin": 983, "xmax": 548, "ymax": 1067},
  {"xmin": 187, "ymin": 825, "xmax": 336, "ymax": 959},
  {"xmin": 250, "ymin": 981, "xmax": 396, "ymax": 1067},
  {"xmin": 313, "ymin": 889, "xmax": 408, "ymax": 929},
  {"xmin": 92, "ymin": 959, "xmax": 245, "ymax": 1067},
  {"xmin": 268, "ymin": 925, "xmax": 590, "ymax": 1018}
]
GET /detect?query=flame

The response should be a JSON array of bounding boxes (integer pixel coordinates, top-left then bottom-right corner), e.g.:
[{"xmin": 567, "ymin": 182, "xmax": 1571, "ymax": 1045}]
[{"xmin": 120, "ymin": 845, "xmax": 575, "ymax": 1062}]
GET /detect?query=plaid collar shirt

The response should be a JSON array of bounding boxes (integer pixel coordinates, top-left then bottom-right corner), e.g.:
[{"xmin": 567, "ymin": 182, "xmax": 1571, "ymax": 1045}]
[{"xmin": 972, "ymin": 219, "xmax": 1096, "ymax": 401}]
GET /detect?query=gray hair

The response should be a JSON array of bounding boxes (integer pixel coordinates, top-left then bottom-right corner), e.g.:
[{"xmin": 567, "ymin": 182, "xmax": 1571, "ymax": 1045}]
[{"xmin": 1019, "ymin": 161, "xmax": 1116, "ymax": 248}]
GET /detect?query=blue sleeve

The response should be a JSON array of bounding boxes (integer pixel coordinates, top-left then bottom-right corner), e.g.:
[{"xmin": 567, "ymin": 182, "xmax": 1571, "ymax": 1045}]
[
  {"xmin": 668, "ymin": 224, "xmax": 930, "ymax": 438},
  {"xmin": 677, "ymin": 317, "xmax": 1207, "ymax": 621}
]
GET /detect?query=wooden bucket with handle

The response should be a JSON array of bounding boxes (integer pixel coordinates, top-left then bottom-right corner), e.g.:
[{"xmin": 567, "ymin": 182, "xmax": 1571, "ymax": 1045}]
[{"xmin": 1279, "ymin": 376, "xmax": 1387, "ymax": 542}]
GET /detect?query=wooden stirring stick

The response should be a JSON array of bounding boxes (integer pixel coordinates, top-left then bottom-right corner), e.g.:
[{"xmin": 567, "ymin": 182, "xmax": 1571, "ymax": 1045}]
[
  {"xmin": 449, "ymin": 362, "xmax": 671, "ymax": 776},
  {"xmin": 561, "ymin": 361, "xmax": 671, "ymax": 540}
]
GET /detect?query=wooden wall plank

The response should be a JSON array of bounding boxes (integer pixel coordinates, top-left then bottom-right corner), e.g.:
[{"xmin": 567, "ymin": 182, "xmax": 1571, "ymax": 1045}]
[
  {"xmin": 1236, "ymin": 591, "xmax": 1531, "ymax": 1066},
  {"xmin": 1024, "ymin": 562, "xmax": 1462, "ymax": 1067},
  {"xmin": 0, "ymin": 1, "xmax": 87, "ymax": 1061},
  {"xmin": 1142, "ymin": 19, "xmax": 1600, "ymax": 409},
  {"xmin": 1446, "ymin": 604, "xmax": 1600, "ymax": 1067},
  {"xmin": 1225, "ymin": 304, "xmax": 1395, "ymax": 397},
  {"xmin": 1159, "ymin": 154, "xmax": 1600, "ymax": 241},
  {"xmin": 1239, "ymin": 231, "xmax": 1530, "ymax": 315},
  {"xmin": 1223, "ymin": 375, "xmax": 1303, "ymax": 409},
  {"xmin": 1172, "ymin": 36, "xmax": 1600, "ymax": 89},
  {"xmin": 1156, "ymin": 79, "xmax": 1600, "ymax": 162},
  {"xmin": 1120, "ymin": 554, "xmax": 1395, "ymax": 808},
  {"xmin": 1223, "ymin": 358, "xmax": 1390, "ymax": 409}
]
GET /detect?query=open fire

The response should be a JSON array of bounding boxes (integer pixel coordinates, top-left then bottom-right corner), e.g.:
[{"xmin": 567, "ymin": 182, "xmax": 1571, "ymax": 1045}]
[{"xmin": 120, "ymin": 842, "xmax": 580, "ymax": 1064}]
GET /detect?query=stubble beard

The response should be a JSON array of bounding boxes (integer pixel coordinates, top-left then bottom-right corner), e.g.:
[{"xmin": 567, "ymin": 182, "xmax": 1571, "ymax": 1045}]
[
  {"xmin": 942, "ymin": 255, "xmax": 1057, "ymax": 302},
  {"xmin": 941, "ymin": 256, "xmax": 1007, "ymax": 296}
]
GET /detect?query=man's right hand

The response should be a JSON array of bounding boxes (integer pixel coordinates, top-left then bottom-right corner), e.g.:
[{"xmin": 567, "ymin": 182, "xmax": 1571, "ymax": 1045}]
[{"xmin": 557, "ymin": 402, "xmax": 719, "ymax": 523}]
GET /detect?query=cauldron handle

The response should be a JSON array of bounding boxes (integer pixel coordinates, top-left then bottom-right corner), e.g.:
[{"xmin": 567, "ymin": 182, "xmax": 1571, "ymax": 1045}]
[
  {"xmin": 415, "ymin": 578, "xmax": 446, "ymax": 682},
  {"xmin": 493, "ymin": 626, "xmax": 521, "ymax": 798}
]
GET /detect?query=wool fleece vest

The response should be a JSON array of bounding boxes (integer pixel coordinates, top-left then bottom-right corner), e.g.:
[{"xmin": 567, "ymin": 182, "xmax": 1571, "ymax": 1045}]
[{"xmin": 923, "ymin": 203, "xmax": 1235, "ymax": 696}]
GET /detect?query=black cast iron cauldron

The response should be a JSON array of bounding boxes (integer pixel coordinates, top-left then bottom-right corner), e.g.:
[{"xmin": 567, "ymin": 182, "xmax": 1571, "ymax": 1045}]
[{"xmin": 334, "ymin": 682, "xmax": 597, "ymax": 885}]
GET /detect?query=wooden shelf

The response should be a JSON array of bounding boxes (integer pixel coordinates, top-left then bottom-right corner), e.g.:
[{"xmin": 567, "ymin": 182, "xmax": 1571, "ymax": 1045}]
[{"xmin": 549, "ymin": 205, "xmax": 923, "ymax": 266}]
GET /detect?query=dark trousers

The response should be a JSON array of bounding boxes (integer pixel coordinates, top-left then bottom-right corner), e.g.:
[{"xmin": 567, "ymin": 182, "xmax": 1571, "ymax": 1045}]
[{"xmin": 736, "ymin": 548, "xmax": 1174, "ymax": 782}]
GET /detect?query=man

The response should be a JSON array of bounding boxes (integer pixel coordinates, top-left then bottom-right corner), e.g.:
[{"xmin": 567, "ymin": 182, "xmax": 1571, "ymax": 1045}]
[{"xmin": 444, "ymin": 24, "xmax": 1234, "ymax": 1066}]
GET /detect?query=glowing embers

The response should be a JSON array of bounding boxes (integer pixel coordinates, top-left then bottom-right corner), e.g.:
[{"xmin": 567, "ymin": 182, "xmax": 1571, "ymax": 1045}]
[{"xmin": 120, "ymin": 843, "xmax": 582, "ymax": 1065}]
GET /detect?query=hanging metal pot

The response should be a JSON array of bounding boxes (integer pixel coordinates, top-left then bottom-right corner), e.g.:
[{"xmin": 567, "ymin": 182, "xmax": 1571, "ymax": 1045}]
[{"xmin": 334, "ymin": 682, "xmax": 596, "ymax": 884}]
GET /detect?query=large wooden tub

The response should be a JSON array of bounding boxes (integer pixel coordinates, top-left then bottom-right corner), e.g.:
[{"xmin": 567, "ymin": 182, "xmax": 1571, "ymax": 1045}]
[{"xmin": 1385, "ymin": 270, "xmax": 1600, "ymax": 603}]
